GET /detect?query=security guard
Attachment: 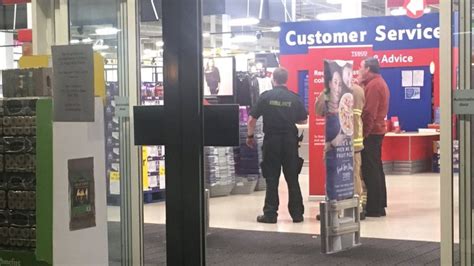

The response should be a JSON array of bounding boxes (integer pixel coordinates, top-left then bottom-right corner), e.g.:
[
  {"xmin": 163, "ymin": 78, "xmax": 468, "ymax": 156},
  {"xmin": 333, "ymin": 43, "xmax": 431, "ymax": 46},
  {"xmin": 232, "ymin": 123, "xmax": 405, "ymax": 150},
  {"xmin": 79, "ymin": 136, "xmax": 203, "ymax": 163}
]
[{"xmin": 246, "ymin": 67, "xmax": 308, "ymax": 224}]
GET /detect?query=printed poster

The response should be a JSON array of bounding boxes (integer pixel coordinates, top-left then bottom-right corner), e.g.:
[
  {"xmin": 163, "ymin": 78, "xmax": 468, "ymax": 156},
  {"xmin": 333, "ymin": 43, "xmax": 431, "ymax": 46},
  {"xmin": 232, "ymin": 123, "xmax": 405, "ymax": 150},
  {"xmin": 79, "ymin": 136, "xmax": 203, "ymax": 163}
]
[
  {"xmin": 405, "ymin": 87, "xmax": 421, "ymax": 100},
  {"xmin": 69, "ymin": 157, "xmax": 96, "ymax": 231},
  {"xmin": 52, "ymin": 44, "xmax": 95, "ymax": 122},
  {"xmin": 324, "ymin": 60, "xmax": 354, "ymax": 201}
]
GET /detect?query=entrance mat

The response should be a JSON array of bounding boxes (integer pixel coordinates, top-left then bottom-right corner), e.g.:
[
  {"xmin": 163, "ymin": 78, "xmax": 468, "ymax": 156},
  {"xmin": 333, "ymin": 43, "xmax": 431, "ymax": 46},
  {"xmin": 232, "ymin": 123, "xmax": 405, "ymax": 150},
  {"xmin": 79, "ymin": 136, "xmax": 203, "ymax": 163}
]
[{"xmin": 108, "ymin": 222, "xmax": 456, "ymax": 265}]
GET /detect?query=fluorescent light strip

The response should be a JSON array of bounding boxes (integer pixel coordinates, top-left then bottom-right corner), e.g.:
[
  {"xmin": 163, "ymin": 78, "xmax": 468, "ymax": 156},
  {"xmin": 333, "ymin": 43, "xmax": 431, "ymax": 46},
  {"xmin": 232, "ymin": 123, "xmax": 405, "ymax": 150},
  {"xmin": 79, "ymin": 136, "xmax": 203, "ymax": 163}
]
[
  {"xmin": 232, "ymin": 35, "xmax": 258, "ymax": 43},
  {"xmin": 316, "ymin": 12, "xmax": 345, "ymax": 21},
  {"xmin": 230, "ymin": 17, "xmax": 260, "ymax": 27}
]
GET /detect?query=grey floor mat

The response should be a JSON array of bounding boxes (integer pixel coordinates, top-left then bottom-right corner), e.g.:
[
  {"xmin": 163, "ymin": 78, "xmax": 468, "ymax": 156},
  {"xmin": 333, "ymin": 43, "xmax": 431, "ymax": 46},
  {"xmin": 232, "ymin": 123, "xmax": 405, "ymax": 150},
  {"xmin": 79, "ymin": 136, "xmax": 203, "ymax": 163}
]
[{"xmin": 108, "ymin": 223, "xmax": 452, "ymax": 265}]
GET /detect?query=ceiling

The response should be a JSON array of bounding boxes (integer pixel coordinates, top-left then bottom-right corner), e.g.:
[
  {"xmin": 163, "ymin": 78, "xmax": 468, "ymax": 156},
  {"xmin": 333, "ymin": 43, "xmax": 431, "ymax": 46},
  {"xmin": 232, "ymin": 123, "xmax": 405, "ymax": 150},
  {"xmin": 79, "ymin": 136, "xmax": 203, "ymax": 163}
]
[{"xmin": 68, "ymin": 0, "xmax": 439, "ymax": 60}]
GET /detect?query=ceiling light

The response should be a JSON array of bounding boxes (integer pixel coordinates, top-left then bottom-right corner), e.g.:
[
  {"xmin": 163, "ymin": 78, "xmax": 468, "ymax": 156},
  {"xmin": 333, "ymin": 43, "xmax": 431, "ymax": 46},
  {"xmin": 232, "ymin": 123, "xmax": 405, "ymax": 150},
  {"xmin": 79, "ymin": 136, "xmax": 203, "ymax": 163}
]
[
  {"xmin": 203, "ymin": 32, "xmax": 211, "ymax": 37},
  {"xmin": 82, "ymin": 37, "xmax": 93, "ymax": 43},
  {"xmin": 230, "ymin": 17, "xmax": 260, "ymax": 27},
  {"xmin": 271, "ymin": 26, "xmax": 281, "ymax": 32},
  {"xmin": 232, "ymin": 34, "xmax": 258, "ymax": 43},
  {"xmin": 95, "ymin": 27, "xmax": 120, "ymax": 36},
  {"xmin": 316, "ymin": 12, "xmax": 345, "ymax": 21},
  {"xmin": 70, "ymin": 39, "xmax": 80, "ymax": 44},
  {"xmin": 390, "ymin": 7, "xmax": 407, "ymax": 16},
  {"xmin": 156, "ymin": 41, "xmax": 164, "ymax": 47},
  {"xmin": 326, "ymin": 0, "xmax": 342, "ymax": 3},
  {"xmin": 93, "ymin": 44, "xmax": 110, "ymax": 50},
  {"xmin": 230, "ymin": 45, "xmax": 239, "ymax": 50}
]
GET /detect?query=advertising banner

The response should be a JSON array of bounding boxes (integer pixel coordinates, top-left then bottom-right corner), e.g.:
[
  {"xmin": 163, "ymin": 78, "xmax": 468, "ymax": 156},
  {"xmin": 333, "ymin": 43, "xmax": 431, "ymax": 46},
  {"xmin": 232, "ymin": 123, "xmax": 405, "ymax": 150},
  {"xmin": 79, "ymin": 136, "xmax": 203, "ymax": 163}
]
[
  {"xmin": 69, "ymin": 157, "xmax": 96, "ymax": 231},
  {"xmin": 323, "ymin": 60, "xmax": 354, "ymax": 201}
]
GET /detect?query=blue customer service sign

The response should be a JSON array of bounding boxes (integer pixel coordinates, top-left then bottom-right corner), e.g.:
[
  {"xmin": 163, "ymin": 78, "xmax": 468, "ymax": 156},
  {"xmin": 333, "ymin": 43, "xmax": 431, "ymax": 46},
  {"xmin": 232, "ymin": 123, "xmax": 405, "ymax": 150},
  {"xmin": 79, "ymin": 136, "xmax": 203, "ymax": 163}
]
[{"xmin": 280, "ymin": 13, "xmax": 439, "ymax": 55}]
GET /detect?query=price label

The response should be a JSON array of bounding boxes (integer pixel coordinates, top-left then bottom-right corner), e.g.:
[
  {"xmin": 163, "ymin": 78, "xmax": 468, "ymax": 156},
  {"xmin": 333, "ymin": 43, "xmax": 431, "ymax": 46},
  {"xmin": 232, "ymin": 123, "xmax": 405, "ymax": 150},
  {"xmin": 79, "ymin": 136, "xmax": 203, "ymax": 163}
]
[{"xmin": 110, "ymin": 171, "xmax": 120, "ymax": 181}]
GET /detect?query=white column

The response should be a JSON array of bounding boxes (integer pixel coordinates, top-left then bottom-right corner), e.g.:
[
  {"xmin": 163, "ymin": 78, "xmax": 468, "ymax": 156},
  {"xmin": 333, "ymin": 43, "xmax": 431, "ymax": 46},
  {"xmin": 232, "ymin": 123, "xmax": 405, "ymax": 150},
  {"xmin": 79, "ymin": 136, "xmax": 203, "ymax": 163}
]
[
  {"xmin": 210, "ymin": 15, "xmax": 217, "ymax": 49},
  {"xmin": 439, "ymin": 0, "xmax": 453, "ymax": 265},
  {"xmin": 341, "ymin": 0, "xmax": 362, "ymax": 18},
  {"xmin": 222, "ymin": 15, "xmax": 232, "ymax": 49},
  {"xmin": 32, "ymin": 0, "xmax": 54, "ymax": 54},
  {"xmin": 31, "ymin": 0, "xmax": 69, "ymax": 55},
  {"xmin": 0, "ymin": 32, "xmax": 14, "ymax": 86},
  {"xmin": 117, "ymin": 0, "xmax": 143, "ymax": 265},
  {"xmin": 54, "ymin": 0, "xmax": 69, "ymax": 45},
  {"xmin": 27, "ymin": 3, "xmax": 32, "ymax": 29},
  {"xmin": 291, "ymin": 0, "xmax": 296, "ymax": 21}
]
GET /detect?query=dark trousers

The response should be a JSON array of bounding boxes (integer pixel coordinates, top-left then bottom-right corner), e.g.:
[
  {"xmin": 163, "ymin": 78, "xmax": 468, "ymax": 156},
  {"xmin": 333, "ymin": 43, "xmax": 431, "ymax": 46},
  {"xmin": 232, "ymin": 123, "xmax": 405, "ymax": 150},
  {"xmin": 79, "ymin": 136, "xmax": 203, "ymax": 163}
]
[
  {"xmin": 261, "ymin": 133, "xmax": 304, "ymax": 219},
  {"xmin": 361, "ymin": 135, "xmax": 387, "ymax": 214}
]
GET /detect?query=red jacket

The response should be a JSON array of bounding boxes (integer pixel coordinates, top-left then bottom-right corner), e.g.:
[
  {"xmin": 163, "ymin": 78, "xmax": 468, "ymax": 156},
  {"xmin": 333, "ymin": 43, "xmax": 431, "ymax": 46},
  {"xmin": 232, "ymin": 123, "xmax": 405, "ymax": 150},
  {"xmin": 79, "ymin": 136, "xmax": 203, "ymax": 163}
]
[{"xmin": 360, "ymin": 72, "xmax": 390, "ymax": 137}]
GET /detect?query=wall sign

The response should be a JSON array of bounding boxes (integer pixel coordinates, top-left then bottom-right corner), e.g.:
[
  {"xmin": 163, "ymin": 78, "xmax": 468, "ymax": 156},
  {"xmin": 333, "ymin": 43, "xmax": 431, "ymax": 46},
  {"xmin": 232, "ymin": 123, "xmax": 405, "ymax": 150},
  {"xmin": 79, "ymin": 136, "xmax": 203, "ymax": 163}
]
[
  {"xmin": 52, "ymin": 44, "xmax": 95, "ymax": 122},
  {"xmin": 114, "ymin": 96, "xmax": 129, "ymax": 118},
  {"xmin": 280, "ymin": 13, "xmax": 440, "ymax": 55},
  {"xmin": 0, "ymin": 0, "xmax": 31, "ymax": 4},
  {"xmin": 454, "ymin": 90, "xmax": 474, "ymax": 115}
]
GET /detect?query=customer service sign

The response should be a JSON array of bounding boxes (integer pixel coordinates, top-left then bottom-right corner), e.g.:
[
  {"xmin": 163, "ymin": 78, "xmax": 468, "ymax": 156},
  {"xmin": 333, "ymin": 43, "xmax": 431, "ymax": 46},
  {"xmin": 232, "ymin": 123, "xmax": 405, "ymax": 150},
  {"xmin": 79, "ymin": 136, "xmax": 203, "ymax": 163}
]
[
  {"xmin": 280, "ymin": 13, "xmax": 439, "ymax": 55},
  {"xmin": 279, "ymin": 13, "xmax": 440, "ymax": 197}
]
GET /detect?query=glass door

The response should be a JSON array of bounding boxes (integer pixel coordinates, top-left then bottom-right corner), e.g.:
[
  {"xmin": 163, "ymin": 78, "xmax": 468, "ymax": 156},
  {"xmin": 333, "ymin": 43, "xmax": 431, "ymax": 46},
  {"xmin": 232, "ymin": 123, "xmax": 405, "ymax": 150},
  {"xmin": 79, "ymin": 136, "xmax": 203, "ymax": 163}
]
[{"xmin": 441, "ymin": 0, "xmax": 474, "ymax": 265}]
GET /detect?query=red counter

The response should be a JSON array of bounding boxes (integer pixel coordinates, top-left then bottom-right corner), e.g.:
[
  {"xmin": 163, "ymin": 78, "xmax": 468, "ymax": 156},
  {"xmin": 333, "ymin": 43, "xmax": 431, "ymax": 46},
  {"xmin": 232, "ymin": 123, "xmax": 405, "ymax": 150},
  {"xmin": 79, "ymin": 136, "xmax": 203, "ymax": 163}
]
[{"xmin": 382, "ymin": 132, "xmax": 440, "ymax": 174}]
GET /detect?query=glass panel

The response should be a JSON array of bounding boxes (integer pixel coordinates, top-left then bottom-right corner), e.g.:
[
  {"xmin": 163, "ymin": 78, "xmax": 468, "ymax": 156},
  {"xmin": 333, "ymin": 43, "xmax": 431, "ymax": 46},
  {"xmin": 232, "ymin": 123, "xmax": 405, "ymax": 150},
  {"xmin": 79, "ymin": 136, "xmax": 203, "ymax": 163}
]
[
  {"xmin": 137, "ymin": 1, "xmax": 167, "ymax": 264},
  {"xmin": 202, "ymin": 0, "xmax": 444, "ymax": 264},
  {"xmin": 68, "ymin": 0, "xmax": 122, "ymax": 264},
  {"xmin": 452, "ymin": 0, "xmax": 460, "ymax": 264}
]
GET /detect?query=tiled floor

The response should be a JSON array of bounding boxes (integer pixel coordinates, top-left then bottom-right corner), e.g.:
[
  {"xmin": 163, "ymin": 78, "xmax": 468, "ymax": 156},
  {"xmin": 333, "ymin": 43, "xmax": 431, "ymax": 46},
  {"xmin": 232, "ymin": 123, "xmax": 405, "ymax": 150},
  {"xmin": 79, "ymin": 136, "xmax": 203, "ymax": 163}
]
[{"xmin": 108, "ymin": 169, "xmax": 456, "ymax": 243}]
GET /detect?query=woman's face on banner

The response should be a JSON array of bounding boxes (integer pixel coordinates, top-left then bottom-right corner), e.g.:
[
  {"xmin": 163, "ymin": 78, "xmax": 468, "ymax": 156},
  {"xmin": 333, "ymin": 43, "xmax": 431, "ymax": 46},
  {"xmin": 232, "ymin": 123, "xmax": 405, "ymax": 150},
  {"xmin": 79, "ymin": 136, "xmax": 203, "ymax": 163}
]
[
  {"xmin": 330, "ymin": 71, "xmax": 342, "ymax": 95},
  {"xmin": 342, "ymin": 67, "xmax": 353, "ymax": 89}
]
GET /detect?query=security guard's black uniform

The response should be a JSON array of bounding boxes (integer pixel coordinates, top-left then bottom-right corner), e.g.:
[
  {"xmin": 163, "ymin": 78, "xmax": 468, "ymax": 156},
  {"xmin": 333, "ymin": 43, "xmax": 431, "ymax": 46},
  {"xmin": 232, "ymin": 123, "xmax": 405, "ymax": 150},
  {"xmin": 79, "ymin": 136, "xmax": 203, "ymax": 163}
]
[{"xmin": 250, "ymin": 85, "xmax": 308, "ymax": 222}]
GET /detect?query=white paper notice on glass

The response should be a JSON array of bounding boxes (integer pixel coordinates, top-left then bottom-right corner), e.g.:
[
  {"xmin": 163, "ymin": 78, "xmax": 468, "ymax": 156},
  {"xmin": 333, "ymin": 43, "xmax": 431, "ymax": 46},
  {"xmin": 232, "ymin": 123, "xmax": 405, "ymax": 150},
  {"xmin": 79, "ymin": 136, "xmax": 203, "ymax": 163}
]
[
  {"xmin": 402, "ymin": 70, "xmax": 413, "ymax": 87},
  {"xmin": 52, "ymin": 44, "xmax": 95, "ymax": 122},
  {"xmin": 159, "ymin": 175, "xmax": 166, "ymax": 189},
  {"xmin": 412, "ymin": 70, "xmax": 425, "ymax": 87},
  {"xmin": 405, "ymin": 87, "xmax": 421, "ymax": 100}
]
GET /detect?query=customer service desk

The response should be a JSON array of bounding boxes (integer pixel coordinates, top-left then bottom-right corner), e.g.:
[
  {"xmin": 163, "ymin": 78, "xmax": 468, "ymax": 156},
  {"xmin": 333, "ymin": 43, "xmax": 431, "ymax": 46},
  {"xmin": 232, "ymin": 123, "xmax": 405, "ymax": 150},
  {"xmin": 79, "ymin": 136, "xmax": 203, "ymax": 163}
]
[{"xmin": 381, "ymin": 132, "xmax": 440, "ymax": 175}]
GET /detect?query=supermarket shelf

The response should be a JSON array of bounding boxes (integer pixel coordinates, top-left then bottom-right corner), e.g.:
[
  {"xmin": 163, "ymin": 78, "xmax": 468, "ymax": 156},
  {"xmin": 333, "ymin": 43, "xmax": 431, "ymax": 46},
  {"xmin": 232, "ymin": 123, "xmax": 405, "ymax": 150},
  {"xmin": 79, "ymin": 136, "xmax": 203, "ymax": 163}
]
[
  {"xmin": 142, "ymin": 96, "xmax": 163, "ymax": 101},
  {"xmin": 144, "ymin": 188, "xmax": 166, "ymax": 204}
]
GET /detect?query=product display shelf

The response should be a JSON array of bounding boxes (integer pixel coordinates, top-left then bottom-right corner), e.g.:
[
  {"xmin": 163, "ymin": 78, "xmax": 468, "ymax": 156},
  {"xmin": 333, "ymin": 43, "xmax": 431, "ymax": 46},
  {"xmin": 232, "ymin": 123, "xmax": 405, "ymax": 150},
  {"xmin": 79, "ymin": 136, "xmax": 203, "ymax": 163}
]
[
  {"xmin": 432, "ymin": 140, "xmax": 458, "ymax": 174},
  {"xmin": 104, "ymin": 82, "xmax": 121, "ymax": 206},
  {"xmin": 141, "ymin": 82, "xmax": 165, "ymax": 203},
  {"xmin": 0, "ymin": 97, "xmax": 109, "ymax": 265},
  {"xmin": 205, "ymin": 146, "xmax": 236, "ymax": 198},
  {"xmin": 0, "ymin": 98, "xmax": 48, "ymax": 265},
  {"xmin": 231, "ymin": 106, "xmax": 264, "ymax": 195},
  {"xmin": 105, "ymin": 78, "xmax": 166, "ymax": 205},
  {"xmin": 143, "ymin": 187, "xmax": 166, "ymax": 203}
]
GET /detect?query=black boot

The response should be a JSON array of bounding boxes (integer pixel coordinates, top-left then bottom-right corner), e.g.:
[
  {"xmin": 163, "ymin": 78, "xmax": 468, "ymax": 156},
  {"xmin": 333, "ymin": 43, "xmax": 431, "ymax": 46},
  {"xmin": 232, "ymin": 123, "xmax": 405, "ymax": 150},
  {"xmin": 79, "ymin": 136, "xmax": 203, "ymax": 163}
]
[
  {"xmin": 292, "ymin": 216, "xmax": 304, "ymax": 223},
  {"xmin": 257, "ymin": 215, "xmax": 277, "ymax": 224}
]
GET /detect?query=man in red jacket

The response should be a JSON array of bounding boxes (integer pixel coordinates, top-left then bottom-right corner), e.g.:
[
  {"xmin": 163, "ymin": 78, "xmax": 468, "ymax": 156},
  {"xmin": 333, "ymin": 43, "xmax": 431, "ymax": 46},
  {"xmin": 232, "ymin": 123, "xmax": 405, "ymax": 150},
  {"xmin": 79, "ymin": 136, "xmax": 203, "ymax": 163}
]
[{"xmin": 358, "ymin": 58, "xmax": 390, "ymax": 218}]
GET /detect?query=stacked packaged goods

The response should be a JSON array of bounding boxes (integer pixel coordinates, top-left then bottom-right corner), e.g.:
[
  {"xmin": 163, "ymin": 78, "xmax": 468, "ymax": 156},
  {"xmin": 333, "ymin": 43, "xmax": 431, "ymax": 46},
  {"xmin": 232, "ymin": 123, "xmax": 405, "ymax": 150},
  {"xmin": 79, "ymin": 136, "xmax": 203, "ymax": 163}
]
[
  {"xmin": 205, "ymin": 147, "xmax": 235, "ymax": 197},
  {"xmin": 232, "ymin": 107, "xmax": 260, "ymax": 194},
  {"xmin": 0, "ymin": 98, "xmax": 38, "ymax": 250}
]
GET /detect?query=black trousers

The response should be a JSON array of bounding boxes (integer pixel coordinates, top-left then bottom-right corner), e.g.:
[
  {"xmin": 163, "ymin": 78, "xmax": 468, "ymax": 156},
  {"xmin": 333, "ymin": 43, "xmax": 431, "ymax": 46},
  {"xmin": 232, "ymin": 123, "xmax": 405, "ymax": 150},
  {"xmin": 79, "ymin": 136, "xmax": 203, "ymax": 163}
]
[
  {"xmin": 261, "ymin": 133, "xmax": 304, "ymax": 219},
  {"xmin": 361, "ymin": 134, "xmax": 387, "ymax": 214}
]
